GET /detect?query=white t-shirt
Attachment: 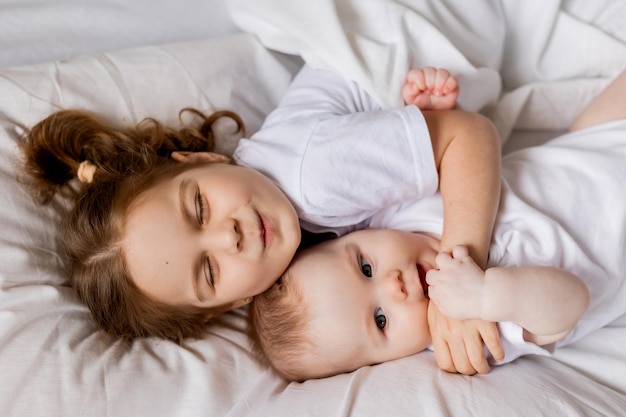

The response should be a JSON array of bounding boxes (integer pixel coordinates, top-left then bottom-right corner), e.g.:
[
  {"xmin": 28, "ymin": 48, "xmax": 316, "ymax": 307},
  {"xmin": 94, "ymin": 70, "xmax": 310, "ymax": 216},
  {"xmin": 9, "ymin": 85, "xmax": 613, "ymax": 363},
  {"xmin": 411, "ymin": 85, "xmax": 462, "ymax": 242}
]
[
  {"xmin": 370, "ymin": 119, "xmax": 626, "ymax": 363},
  {"xmin": 234, "ymin": 65, "xmax": 437, "ymax": 235}
]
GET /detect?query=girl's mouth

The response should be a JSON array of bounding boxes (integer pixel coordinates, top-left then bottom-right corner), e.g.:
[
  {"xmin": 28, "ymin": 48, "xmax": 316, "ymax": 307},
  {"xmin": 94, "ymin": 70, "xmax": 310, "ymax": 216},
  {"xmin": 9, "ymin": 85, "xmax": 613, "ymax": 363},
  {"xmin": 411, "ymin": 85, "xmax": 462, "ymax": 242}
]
[{"xmin": 259, "ymin": 213, "xmax": 274, "ymax": 250}]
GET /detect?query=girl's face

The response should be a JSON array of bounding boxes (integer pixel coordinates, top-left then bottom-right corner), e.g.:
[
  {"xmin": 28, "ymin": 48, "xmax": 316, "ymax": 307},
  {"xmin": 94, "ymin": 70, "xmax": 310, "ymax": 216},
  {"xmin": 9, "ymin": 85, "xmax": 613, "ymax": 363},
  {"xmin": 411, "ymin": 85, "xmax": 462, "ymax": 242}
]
[{"xmin": 122, "ymin": 160, "xmax": 301, "ymax": 312}]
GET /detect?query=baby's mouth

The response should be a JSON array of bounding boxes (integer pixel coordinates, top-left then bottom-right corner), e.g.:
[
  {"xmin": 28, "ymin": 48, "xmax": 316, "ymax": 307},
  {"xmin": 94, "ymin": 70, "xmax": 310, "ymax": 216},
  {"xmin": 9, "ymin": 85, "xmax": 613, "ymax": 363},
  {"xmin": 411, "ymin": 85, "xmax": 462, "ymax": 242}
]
[{"xmin": 417, "ymin": 264, "xmax": 428, "ymax": 297}]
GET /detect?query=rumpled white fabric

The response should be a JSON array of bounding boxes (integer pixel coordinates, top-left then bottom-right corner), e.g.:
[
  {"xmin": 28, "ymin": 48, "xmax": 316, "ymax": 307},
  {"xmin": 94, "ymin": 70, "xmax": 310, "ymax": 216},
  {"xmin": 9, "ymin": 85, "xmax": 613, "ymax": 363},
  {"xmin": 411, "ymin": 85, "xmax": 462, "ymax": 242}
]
[
  {"xmin": 226, "ymin": 0, "xmax": 626, "ymax": 140},
  {"xmin": 0, "ymin": 0, "xmax": 240, "ymax": 69}
]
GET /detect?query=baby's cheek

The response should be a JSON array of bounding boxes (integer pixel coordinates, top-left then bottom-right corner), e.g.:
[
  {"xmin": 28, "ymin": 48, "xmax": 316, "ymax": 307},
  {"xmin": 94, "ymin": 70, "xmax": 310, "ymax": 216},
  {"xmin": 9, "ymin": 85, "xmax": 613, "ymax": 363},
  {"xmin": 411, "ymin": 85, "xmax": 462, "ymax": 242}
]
[{"xmin": 393, "ymin": 305, "xmax": 431, "ymax": 356}]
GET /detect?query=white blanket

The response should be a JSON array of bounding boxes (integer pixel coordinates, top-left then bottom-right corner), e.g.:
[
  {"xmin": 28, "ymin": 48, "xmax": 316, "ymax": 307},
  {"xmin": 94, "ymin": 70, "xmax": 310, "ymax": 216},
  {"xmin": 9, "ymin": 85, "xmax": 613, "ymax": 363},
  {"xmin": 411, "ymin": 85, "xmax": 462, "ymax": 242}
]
[{"xmin": 227, "ymin": 0, "xmax": 626, "ymax": 140}]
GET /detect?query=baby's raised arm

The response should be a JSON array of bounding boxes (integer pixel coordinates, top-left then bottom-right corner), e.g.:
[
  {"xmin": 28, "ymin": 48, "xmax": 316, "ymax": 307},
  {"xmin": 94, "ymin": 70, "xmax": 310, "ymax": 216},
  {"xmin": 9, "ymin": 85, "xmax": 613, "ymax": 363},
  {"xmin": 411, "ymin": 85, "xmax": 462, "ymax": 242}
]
[{"xmin": 427, "ymin": 246, "xmax": 590, "ymax": 346}]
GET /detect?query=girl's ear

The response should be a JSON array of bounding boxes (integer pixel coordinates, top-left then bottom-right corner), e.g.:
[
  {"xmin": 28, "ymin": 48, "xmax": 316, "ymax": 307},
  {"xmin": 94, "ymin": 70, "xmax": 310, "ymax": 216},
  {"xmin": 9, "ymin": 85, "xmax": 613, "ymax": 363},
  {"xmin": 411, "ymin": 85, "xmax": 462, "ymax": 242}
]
[
  {"xmin": 171, "ymin": 151, "xmax": 230, "ymax": 164},
  {"xmin": 232, "ymin": 297, "xmax": 253, "ymax": 309},
  {"xmin": 202, "ymin": 297, "xmax": 252, "ymax": 323}
]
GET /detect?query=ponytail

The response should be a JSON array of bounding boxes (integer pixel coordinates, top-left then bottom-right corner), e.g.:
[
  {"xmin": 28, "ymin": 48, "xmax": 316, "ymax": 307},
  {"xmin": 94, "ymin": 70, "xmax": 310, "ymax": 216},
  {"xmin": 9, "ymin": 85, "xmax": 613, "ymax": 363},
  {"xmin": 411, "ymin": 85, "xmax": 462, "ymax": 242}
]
[{"xmin": 20, "ymin": 108, "xmax": 243, "ymax": 203}]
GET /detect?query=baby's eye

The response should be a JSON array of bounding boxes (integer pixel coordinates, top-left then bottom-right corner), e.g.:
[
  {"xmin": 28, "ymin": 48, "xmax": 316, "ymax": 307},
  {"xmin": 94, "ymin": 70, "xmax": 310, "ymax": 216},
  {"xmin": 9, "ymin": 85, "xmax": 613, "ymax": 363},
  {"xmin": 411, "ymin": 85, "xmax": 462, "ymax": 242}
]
[
  {"xmin": 359, "ymin": 256, "xmax": 373, "ymax": 278},
  {"xmin": 374, "ymin": 308, "xmax": 387, "ymax": 330}
]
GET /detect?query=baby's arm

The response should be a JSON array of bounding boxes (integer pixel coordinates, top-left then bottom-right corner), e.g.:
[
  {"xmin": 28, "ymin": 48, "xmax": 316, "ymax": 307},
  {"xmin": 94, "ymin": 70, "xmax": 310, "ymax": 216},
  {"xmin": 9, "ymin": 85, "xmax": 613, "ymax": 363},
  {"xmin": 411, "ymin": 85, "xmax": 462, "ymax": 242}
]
[
  {"xmin": 570, "ymin": 69, "xmax": 626, "ymax": 132},
  {"xmin": 427, "ymin": 246, "xmax": 590, "ymax": 346},
  {"xmin": 402, "ymin": 67, "xmax": 459, "ymax": 110}
]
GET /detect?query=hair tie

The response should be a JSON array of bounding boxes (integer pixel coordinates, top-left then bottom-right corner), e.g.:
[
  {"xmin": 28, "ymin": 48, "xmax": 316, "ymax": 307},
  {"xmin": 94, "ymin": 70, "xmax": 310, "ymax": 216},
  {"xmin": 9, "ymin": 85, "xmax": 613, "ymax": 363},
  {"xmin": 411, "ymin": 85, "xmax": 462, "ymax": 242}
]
[{"xmin": 77, "ymin": 160, "xmax": 96, "ymax": 184}]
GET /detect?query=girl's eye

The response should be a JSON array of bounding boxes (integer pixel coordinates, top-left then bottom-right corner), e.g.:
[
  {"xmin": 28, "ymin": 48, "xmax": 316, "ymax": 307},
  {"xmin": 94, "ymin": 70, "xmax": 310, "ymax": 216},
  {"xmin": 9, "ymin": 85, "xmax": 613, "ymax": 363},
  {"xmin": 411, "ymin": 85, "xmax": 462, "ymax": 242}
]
[
  {"xmin": 359, "ymin": 256, "xmax": 373, "ymax": 278},
  {"xmin": 195, "ymin": 188, "xmax": 205, "ymax": 226},
  {"xmin": 374, "ymin": 308, "xmax": 387, "ymax": 330},
  {"xmin": 203, "ymin": 256, "xmax": 215, "ymax": 289}
]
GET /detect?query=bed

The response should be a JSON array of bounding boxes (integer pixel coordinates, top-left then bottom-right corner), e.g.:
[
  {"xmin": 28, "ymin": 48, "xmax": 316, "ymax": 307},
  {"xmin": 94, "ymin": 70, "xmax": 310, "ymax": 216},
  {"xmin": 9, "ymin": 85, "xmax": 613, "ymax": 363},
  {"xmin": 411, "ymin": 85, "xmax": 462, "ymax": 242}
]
[{"xmin": 1, "ymin": 1, "xmax": 625, "ymax": 416}]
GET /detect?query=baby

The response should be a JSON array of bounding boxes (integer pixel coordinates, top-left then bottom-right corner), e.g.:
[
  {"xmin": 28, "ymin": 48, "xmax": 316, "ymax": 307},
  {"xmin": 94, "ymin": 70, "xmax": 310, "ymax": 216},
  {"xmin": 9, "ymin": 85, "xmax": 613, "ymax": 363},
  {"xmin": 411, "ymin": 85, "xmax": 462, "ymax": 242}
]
[
  {"xmin": 249, "ymin": 229, "xmax": 589, "ymax": 381},
  {"xmin": 248, "ymin": 69, "xmax": 626, "ymax": 381}
]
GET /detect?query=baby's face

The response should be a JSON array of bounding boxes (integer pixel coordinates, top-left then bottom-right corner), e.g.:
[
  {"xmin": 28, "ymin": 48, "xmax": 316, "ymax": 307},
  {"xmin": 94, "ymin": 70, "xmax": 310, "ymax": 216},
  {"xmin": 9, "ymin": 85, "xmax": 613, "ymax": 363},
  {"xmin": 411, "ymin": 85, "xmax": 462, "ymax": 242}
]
[{"xmin": 287, "ymin": 228, "xmax": 439, "ymax": 376}]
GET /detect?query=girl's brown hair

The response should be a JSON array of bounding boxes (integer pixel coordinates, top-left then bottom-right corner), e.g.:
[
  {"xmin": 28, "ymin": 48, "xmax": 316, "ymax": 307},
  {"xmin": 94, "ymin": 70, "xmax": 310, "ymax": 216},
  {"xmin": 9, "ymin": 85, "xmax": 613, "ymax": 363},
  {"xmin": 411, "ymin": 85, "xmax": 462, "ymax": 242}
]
[{"xmin": 19, "ymin": 108, "xmax": 244, "ymax": 343}]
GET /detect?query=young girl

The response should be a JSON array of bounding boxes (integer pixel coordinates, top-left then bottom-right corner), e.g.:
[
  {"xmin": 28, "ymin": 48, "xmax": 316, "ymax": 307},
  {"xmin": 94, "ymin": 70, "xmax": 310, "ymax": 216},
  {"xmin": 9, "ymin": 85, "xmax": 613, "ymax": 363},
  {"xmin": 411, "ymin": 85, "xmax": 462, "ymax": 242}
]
[
  {"xmin": 20, "ymin": 108, "xmax": 301, "ymax": 342},
  {"xmin": 19, "ymin": 66, "xmax": 502, "ymax": 356},
  {"xmin": 247, "ymin": 69, "xmax": 626, "ymax": 382}
]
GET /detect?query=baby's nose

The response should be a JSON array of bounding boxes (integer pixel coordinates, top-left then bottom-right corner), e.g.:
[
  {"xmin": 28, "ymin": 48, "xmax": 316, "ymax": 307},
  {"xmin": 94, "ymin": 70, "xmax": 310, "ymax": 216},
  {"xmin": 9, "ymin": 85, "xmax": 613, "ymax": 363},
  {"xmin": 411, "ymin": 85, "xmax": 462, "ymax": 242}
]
[{"xmin": 382, "ymin": 269, "xmax": 407, "ymax": 301}]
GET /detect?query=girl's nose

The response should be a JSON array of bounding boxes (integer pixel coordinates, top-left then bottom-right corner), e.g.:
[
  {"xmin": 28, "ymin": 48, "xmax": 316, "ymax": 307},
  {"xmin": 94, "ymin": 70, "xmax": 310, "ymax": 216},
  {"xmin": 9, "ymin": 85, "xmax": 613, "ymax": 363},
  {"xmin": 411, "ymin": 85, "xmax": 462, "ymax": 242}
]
[
  {"xmin": 381, "ymin": 269, "xmax": 407, "ymax": 301},
  {"xmin": 204, "ymin": 219, "xmax": 242, "ymax": 253}
]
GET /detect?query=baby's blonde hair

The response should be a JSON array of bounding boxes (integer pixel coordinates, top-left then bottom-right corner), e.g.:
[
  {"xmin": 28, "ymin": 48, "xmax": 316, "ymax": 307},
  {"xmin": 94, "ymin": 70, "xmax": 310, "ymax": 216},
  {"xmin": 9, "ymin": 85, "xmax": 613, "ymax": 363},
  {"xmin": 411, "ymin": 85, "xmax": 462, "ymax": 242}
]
[{"xmin": 248, "ymin": 275, "xmax": 323, "ymax": 382}]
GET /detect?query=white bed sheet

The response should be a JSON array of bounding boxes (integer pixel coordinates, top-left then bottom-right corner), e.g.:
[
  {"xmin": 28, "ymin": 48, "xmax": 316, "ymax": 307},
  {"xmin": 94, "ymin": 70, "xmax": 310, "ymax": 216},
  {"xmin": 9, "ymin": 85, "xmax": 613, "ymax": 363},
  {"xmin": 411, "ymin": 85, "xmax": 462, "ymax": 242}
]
[
  {"xmin": 0, "ymin": 0, "xmax": 241, "ymax": 69},
  {"xmin": 1, "ymin": 1, "xmax": 626, "ymax": 417},
  {"xmin": 227, "ymin": 0, "xmax": 626, "ymax": 141}
]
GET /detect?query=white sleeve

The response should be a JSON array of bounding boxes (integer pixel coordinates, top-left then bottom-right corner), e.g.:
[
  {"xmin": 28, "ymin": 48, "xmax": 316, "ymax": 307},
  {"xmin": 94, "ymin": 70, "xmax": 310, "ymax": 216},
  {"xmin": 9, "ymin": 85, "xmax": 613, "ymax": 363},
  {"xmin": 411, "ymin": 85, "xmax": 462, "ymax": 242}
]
[
  {"xmin": 491, "ymin": 321, "xmax": 553, "ymax": 365},
  {"xmin": 234, "ymin": 65, "xmax": 438, "ymax": 229},
  {"xmin": 427, "ymin": 321, "xmax": 553, "ymax": 366},
  {"xmin": 296, "ymin": 106, "xmax": 436, "ymax": 227},
  {"xmin": 260, "ymin": 64, "xmax": 384, "ymax": 125}
]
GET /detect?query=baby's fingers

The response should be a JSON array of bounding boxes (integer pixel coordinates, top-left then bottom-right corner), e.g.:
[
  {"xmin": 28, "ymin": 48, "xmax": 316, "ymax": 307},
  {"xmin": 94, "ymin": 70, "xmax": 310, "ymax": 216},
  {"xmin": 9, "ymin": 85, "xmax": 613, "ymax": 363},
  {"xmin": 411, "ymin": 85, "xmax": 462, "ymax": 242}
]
[
  {"xmin": 451, "ymin": 245, "xmax": 470, "ymax": 260},
  {"xmin": 435, "ymin": 251, "xmax": 454, "ymax": 268}
]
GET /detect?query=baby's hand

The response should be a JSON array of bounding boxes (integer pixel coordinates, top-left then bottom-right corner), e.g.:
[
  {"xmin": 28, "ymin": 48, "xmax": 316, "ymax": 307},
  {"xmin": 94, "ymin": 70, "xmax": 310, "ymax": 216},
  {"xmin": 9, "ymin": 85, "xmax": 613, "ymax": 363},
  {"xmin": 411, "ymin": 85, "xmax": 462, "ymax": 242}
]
[
  {"xmin": 401, "ymin": 67, "xmax": 459, "ymax": 110},
  {"xmin": 426, "ymin": 245, "xmax": 485, "ymax": 319}
]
